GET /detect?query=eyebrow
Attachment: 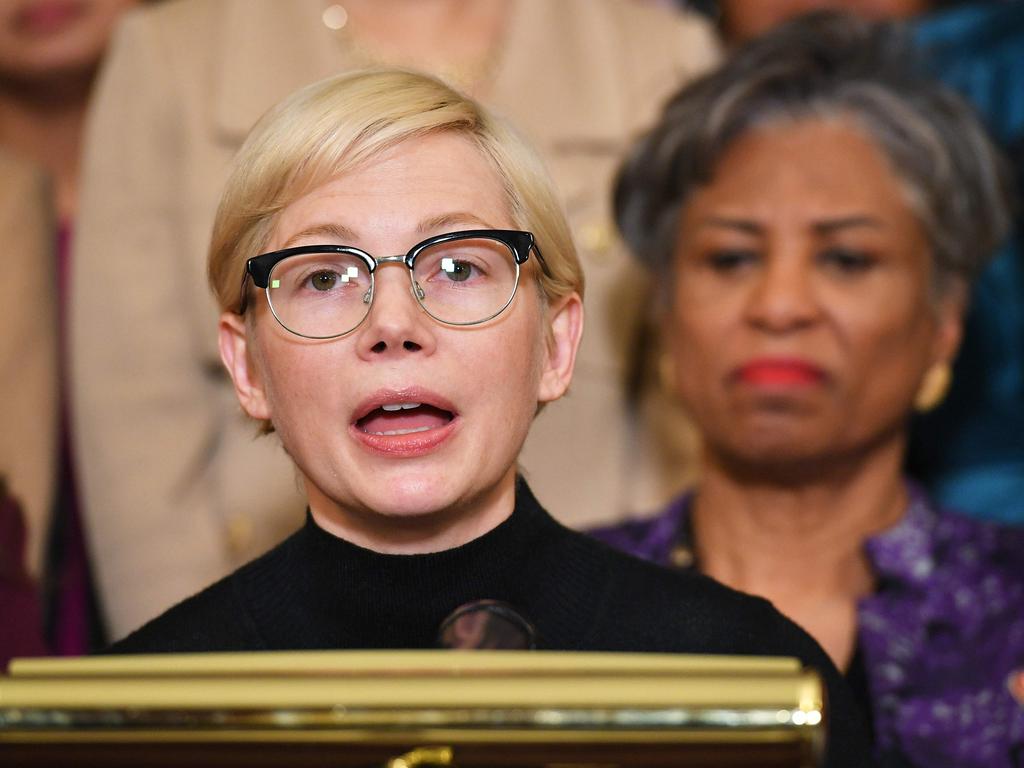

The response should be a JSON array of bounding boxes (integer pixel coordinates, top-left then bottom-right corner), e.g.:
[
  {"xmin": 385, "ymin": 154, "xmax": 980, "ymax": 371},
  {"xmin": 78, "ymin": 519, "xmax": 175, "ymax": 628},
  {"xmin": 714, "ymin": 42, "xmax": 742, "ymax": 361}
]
[
  {"xmin": 812, "ymin": 216, "xmax": 885, "ymax": 234},
  {"xmin": 280, "ymin": 213, "xmax": 499, "ymax": 249},
  {"xmin": 417, "ymin": 212, "xmax": 498, "ymax": 234},
  {"xmin": 698, "ymin": 215, "xmax": 885, "ymax": 235},
  {"xmin": 281, "ymin": 222, "xmax": 358, "ymax": 247},
  {"xmin": 700, "ymin": 217, "xmax": 761, "ymax": 235}
]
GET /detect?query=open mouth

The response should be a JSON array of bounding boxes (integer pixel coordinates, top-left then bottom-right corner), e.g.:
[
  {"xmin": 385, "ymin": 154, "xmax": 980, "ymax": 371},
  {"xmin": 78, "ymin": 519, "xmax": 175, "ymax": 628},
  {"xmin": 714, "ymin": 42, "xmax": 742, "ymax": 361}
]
[{"xmin": 355, "ymin": 403, "xmax": 456, "ymax": 436}]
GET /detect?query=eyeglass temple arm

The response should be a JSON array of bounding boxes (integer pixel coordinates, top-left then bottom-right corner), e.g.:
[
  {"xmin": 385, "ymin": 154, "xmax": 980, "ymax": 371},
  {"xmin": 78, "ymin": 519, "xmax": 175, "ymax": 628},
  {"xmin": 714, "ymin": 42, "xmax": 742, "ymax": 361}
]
[
  {"xmin": 238, "ymin": 256, "xmax": 276, "ymax": 314},
  {"xmin": 237, "ymin": 269, "xmax": 251, "ymax": 315},
  {"xmin": 531, "ymin": 243, "xmax": 553, "ymax": 279}
]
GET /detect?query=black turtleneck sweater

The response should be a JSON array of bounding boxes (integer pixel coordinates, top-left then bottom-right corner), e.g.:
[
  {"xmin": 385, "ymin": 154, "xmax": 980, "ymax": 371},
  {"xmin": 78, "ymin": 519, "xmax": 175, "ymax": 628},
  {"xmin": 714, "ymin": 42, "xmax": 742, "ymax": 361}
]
[{"xmin": 110, "ymin": 480, "xmax": 873, "ymax": 767}]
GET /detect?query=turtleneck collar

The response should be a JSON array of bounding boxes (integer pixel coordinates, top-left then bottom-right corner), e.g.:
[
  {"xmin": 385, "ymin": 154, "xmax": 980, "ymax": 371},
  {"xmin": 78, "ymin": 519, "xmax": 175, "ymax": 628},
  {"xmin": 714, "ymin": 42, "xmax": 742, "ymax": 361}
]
[{"xmin": 237, "ymin": 478, "xmax": 608, "ymax": 651}]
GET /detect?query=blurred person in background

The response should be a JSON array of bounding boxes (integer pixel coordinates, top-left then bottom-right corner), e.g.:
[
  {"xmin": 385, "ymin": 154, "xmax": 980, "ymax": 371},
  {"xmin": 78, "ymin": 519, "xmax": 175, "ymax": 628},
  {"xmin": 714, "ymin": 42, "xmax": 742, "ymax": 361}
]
[
  {"xmin": 593, "ymin": 13, "xmax": 1023, "ymax": 767},
  {"xmin": 0, "ymin": 151, "xmax": 51, "ymax": 667},
  {"xmin": 71, "ymin": 0, "xmax": 719, "ymax": 641},
  {"xmin": 0, "ymin": 478, "xmax": 47, "ymax": 669},
  {"xmin": 0, "ymin": 0, "xmax": 139, "ymax": 655},
  {"xmin": 0, "ymin": 0, "xmax": 136, "ymax": 219},
  {"xmin": 684, "ymin": 0, "xmax": 1024, "ymax": 524}
]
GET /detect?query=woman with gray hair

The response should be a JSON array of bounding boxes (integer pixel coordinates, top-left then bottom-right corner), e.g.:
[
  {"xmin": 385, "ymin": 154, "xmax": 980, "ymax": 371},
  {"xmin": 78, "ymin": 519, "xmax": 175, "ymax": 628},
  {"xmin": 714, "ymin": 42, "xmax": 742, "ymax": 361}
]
[{"xmin": 592, "ymin": 12, "xmax": 1024, "ymax": 768}]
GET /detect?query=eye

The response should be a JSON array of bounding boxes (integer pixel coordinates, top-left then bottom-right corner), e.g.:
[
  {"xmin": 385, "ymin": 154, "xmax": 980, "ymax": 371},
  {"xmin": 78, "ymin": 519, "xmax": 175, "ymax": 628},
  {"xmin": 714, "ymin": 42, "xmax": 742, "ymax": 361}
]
[
  {"xmin": 819, "ymin": 247, "xmax": 876, "ymax": 273},
  {"xmin": 413, "ymin": 238, "xmax": 508, "ymax": 289},
  {"xmin": 705, "ymin": 248, "xmax": 758, "ymax": 272},
  {"xmin": 440, "ymin": 257, "xmax": 476, "ymax": 283},
  {"xmin": 308, "ymin": 270, "xmax": 340, "ymax": 291}
]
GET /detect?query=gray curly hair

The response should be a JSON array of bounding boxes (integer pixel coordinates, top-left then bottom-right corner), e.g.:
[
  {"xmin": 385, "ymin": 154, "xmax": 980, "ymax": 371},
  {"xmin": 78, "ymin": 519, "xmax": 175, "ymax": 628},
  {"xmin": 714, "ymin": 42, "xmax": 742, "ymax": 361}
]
[{"xmin": 614, "ymin": 11, "xmax": 1016, "ymax": 293}]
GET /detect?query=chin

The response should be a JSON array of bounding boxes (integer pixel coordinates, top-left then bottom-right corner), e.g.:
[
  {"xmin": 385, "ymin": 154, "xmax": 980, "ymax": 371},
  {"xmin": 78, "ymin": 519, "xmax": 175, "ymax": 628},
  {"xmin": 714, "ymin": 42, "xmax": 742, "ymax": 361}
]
[
  {"xmin": 716, "ymin": 431, "xmax": 846, "ymax": 482},
  {"xmin": 348, "ymin": 473, "xmax": 470, "ymax": 519}
]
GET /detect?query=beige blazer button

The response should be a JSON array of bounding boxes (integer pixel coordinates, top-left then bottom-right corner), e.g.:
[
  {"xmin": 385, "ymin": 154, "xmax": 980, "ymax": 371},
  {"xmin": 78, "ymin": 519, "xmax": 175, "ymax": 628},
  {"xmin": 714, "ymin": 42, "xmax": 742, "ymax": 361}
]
[
  {"xmin": 669, "ymin": 544, "xmax": 694, "ymax": 569},
  {"xmin": 578, "ymin": 220, "xmax": 616, "ymax": 264},
  {"xmin": 322, "ymin": 4, "xmax": 349, "ymax": 30}
]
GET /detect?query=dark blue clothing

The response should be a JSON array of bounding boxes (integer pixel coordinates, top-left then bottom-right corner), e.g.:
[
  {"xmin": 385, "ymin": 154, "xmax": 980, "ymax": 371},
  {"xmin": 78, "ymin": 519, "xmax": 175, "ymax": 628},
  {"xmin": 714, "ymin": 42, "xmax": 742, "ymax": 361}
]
[{"xmin": 908, "ymin": 1, "xmax": 1024, "ymax": 524}]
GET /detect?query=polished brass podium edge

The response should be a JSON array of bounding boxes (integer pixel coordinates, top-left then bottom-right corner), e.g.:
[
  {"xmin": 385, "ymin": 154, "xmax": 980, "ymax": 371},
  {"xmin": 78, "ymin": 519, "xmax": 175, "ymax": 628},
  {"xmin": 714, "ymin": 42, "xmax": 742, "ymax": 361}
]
[
  {"xmin": 0, "ymin": 705, "xmax": 823, "ymax": 733},
  {"xmin": 0, "ymin": 727, "xmax": 817, "ymax": 745},
  {"xmin": 0, "ymin": 677, "xmax": 822, "ymax": 708},
  {"xmin": 8, "ymin": 651, "xmax": 803, "ymax": 677}
]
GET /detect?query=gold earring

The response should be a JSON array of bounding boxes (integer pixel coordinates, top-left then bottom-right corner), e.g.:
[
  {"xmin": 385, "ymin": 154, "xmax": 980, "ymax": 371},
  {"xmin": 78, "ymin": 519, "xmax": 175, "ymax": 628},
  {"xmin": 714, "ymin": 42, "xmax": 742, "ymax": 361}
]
[{"xmin": 914, "ymin": 363, "xmax": 952, "ymax": 412}]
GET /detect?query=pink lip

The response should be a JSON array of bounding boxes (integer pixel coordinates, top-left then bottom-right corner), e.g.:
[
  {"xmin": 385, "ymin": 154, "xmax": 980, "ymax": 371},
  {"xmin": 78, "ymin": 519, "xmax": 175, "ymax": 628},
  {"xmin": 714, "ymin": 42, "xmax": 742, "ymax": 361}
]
[
  {"xmin": 15, "ymin": 1, "xmax": 85, "ymax": 36},
  {"xmin": 350, "ymin": 387, "xmax": 459, "ymax": 458},
  {"xmin": 734, "ymin": 358, "xmax": 826, "ymax": 387}
]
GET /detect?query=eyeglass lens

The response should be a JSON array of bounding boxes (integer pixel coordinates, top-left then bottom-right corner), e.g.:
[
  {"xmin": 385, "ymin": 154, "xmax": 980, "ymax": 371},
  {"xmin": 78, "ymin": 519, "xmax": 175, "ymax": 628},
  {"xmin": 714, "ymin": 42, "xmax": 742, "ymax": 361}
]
[{"xmin": 266, "ymin": 237, "xmax": 519, "ymax": 338}]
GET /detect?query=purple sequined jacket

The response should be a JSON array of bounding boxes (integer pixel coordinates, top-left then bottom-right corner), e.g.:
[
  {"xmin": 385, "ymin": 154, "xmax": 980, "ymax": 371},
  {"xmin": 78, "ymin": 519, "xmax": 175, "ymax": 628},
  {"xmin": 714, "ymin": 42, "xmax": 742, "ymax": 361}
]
[{"xmin": 590, "ymin": 487, "xmax": 1024, "ymax": 768}]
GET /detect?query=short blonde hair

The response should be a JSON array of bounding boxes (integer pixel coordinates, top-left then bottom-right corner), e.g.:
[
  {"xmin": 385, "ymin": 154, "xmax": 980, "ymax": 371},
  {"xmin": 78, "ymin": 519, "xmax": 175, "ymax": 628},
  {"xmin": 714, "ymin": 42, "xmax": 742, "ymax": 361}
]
[{"xmin": 208, "ymin": 68, "xmax": 583, "ymax": 313}]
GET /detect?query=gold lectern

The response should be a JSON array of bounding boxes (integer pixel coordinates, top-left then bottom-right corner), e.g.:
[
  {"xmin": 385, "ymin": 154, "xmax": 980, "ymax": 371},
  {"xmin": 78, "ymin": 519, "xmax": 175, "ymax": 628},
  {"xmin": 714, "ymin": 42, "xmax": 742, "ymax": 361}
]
[{"xmin": 0, "ymin": 651, "xmax": 825, "ymax": 767}]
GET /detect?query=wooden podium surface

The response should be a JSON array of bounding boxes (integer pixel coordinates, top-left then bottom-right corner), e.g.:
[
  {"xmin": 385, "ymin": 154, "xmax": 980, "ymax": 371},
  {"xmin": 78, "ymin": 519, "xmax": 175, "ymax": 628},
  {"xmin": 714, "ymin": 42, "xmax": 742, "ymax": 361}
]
[{"xmin": 0, "ymin": 651, "xmax": 825, "ymax": 767}]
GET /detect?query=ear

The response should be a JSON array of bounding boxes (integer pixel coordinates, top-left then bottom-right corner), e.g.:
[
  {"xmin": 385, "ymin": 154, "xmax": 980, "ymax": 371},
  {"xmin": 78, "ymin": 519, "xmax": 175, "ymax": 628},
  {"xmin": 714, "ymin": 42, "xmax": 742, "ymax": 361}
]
[
  {"xmin": 929, "ymin": 280, "xmax": 968, "ymax": 367},
  {"xmin": 538, "ymin": 292, "xmax": 584, "ymax": 404},
  {"xmin": 218, "ymin": 312, "xmax": 272, "ymax": 421}
]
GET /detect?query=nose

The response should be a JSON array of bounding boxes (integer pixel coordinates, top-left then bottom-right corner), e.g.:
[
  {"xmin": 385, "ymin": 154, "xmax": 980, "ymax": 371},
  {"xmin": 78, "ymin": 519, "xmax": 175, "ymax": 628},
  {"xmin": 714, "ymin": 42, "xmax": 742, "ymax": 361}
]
[
  {"xmin": 354, "ymin": 265, "xmax": 437, "ymax": 360},
  {"xmin": 743, "ymin": 249, "xmax": 822, "ymax": 334}
]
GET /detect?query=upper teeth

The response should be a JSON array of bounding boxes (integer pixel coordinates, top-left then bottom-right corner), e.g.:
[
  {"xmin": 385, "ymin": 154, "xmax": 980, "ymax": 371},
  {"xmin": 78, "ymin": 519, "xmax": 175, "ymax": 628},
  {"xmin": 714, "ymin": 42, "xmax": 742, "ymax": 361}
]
[{"xmin": 381, "ymin": 402, "xmax": 422, "ymax": 412}]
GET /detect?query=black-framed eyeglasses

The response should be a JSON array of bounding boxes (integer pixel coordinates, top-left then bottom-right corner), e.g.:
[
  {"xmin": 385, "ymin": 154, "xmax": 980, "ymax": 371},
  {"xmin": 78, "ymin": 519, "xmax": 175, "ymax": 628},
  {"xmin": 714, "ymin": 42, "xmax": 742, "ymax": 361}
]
[{"xmin": 239, "ymin": 229, "xmax": 549, "ymax": 340}]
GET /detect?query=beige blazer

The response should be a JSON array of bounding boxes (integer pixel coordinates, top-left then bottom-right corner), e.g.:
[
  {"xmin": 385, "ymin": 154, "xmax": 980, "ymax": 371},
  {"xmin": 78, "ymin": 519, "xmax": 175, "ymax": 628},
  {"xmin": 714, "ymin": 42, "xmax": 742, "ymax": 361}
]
[
  {"xmin": 72, "ymin": 0, "xmax": 715, "ymax": 638},
  {"xmin": 0, "ymin": 149, "xmax": 57, "ymax": 579}
]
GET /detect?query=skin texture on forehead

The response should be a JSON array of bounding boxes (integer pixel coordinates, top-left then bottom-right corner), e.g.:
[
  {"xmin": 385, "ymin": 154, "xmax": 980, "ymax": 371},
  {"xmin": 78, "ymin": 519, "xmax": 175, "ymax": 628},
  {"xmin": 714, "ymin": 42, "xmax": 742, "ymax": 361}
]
[
  {"xmin": 667, "ymin": 117, "xmax": 962, "ymax": 478},
  {"xmin": 218, "ymin": 131, "xmax": 582, "ymax": 553}
]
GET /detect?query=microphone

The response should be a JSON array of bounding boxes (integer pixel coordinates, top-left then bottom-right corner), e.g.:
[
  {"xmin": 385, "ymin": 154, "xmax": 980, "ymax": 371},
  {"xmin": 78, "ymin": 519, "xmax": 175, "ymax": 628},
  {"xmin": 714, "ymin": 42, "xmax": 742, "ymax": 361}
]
[{"xmin": 437, "ymin": 600, "xmax": 537, "ymax": 650}]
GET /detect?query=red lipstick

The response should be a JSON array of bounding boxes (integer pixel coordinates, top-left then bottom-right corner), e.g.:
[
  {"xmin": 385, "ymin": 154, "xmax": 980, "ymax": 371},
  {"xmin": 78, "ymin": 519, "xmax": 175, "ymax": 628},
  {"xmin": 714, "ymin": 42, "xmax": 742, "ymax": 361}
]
[{"xmin": 735, "ymin": 358, "xmax": 826, "ymax": 387}]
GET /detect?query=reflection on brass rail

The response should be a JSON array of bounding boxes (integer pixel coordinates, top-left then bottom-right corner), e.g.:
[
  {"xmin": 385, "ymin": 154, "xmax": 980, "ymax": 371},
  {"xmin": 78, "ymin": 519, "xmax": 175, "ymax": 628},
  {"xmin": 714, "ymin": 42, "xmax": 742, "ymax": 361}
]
[
  {"xmin": 1, "ymin": 705, "xmax": 821, "ymax": 733},
  {"xmin": 386, "ymin": 746, "xmax": 454, "ymax": 768}
]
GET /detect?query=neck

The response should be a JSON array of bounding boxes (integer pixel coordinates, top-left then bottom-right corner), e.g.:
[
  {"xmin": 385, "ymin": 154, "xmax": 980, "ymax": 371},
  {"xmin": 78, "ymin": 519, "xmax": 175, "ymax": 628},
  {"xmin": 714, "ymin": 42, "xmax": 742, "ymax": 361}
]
[
  {"xmin": 693, "ymin": 435, "xmax": 908, "ymax": 603},
  {"xmin": 0, "ymin": 69, "xmax": 94, "ymax": 221},
  {"xmin": 338, "ymin": 0, "xmax": 511, "ymax": 95},
  {"xmin": 308, "ymin": 466, "xmax": 518, "ymax": 554},
  {"xmin": 692, "ymin": 436, "xmax": 908, "ymax": 669}
]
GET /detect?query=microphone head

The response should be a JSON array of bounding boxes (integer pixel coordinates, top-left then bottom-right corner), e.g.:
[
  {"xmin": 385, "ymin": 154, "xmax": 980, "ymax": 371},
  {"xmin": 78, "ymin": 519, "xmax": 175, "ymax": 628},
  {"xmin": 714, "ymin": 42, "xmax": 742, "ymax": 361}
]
[{"xmin": 437, "ymin": 600, "xmax": 537, "ymax": 650}]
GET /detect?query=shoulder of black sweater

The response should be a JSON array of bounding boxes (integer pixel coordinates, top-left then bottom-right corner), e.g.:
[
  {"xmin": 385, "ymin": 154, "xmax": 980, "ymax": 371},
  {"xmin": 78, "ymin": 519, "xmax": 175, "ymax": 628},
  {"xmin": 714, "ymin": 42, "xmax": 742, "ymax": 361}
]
[
  {"xmin": 572, "ymin": 530, "xmax": 819, "ymax": 653},
  {"xmin": 559, "ymin": 533, "xmax": 876, "ymax": 768},
  {"xmin": 105, "ymin": 499, "xmax": 874, "ymax": 767},
  {"xmin": 519, "ymin": 485, "xmax": 872, "ymax": 767},
  {"xmin": 103, "ymin": 528, "xmax": 299, "ymax": 654}
]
